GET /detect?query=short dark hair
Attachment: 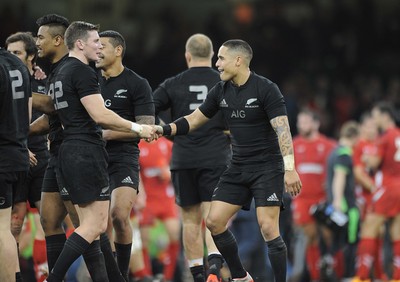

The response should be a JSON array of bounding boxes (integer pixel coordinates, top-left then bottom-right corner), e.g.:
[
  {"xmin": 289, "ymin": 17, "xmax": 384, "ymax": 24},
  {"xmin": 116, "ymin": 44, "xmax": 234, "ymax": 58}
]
[
  {"xmin": 299, "ymin": 108, "xmax": 320, "ymax": 122},
  {"xmin": 340, "ymin": 120, "xmax": 359, "ymax": 139},
  {"xmin": 222, "ymin": 39, "xmax": 253, "ymax": 63},
  {"xmin": 373, "ymin": 101, "xmax": 398, "ymax": 123},
  {"xmin": 64, "ymin": 21, "xmax": 99, "ymax": 50},
  {"xmin": 99, "ymin": 30, "xmax": 126, "ymax": 58},
  {"xmin": 5, "ymin": 32, "xmax": 37, "ymax": 59},
  {"xmin": 36, "ymin": 14, "xmax": 69, "ymax": 38}
]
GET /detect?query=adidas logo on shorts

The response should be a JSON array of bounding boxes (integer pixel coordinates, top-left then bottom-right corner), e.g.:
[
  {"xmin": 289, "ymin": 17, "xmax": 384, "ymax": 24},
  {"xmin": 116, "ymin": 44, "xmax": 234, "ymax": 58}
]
[
  {"xmin": 267, "ymin": 193, "xmax": 279, "ymax": 202},
  {"xmin": 122, "ymin": 176, "xmax": 134, "ymax": 185},
  {"xmin": 60, "ymin": 187, "xmax": 69, "ymax": 196}
]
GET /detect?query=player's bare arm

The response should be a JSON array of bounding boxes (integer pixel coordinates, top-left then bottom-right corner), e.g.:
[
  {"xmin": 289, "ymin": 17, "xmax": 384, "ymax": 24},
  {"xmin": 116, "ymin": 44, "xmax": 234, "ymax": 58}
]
[
  {"xmin": 29, "ymin": 114, "xmax": 50, "ymax": 135},
  {"xmin": 81, "ymin": 94, "xmax": 156, "ymax": 139},
  {"xmin": 32, "ymin": 92, "xmax": 55, "ymax": 114},
  {"xmin": 136, "ymin": 115, "xmax": 155, "ymax": 125},
  {"xmin": 102, "ymin": 115, "xmax": 155, "ymax": 141},
  {"xmin": 270, "ymin": 115, "xmax": 302, "ymax": 196},
  {"xmin": 332, "ymin": 168, "xmax": 346, "ymax": 211},
  {"xmin": 155, "ymin": 108, "xmax": 209, "ymax": 136}
]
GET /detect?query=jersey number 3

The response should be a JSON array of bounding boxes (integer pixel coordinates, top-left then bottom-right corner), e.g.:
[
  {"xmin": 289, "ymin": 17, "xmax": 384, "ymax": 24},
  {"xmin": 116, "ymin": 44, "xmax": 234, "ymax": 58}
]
[{"xmin": 189, "ymin": 85, "xmax": 208, "ymax": 110}]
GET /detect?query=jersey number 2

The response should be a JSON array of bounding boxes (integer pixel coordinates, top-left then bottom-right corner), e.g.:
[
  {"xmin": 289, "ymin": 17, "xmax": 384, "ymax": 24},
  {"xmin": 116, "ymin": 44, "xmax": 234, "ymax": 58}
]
[{"xmin": 9, "ymin": 70, "xmax": 24, "ymax": 100}]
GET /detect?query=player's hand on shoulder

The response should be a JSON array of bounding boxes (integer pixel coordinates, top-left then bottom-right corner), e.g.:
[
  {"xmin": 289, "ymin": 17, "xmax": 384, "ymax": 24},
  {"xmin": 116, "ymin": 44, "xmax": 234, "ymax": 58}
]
[{"xmin": 284, "ymin": 170, "xmax": 302, "ymax": 197}]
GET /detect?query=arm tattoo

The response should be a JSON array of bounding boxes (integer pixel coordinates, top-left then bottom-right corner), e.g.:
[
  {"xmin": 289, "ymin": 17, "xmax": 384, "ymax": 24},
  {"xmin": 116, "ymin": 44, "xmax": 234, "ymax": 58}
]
[
  {"xmin": 270, "ymin": 115, "xmax": 294, "ymax": 156},
  {"xmin": 135, "ymin": 115, "xmax": 155, "ymax": 125}
]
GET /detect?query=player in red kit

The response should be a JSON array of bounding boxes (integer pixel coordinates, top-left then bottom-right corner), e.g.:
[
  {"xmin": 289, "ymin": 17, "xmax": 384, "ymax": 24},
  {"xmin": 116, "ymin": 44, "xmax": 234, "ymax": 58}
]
[
  {"xmin": 352, "ymin": 112, "xmax": 386, "ymax": 280},
  {"xmin": 138, "ymin": 138, "xmax": 180, "ymax": 282},
  {"xmin": 292, "ymin": 109, "xmax": 336, "ymax": 281},
  {"xmin": 352, "ymin": 102, "xmax": 400, "ymax": 281},
  {"xmin": 353, "ymin": 112, "xmax": 379, "ymax": 219}
]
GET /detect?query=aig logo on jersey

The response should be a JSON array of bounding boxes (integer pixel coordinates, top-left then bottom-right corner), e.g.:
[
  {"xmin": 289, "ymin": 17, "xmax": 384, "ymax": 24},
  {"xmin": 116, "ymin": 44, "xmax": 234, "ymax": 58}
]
[
  {"xmin": 114, "ymin": 89, "xmax": 128, "ymax": 98},
  {"xmin": 245, "ymin": 98, "xmax": 259, "ymax": 108},
  {"xmin": 231, "ymin": 110, "xmax": 246, "ymax": 119}
]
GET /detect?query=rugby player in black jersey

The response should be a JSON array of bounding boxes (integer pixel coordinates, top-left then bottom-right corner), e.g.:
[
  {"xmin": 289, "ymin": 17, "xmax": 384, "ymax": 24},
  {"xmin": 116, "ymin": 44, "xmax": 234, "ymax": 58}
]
[
  {"xmin": 155, "ymin": 39, "xmax": 302, "ymax": 282},
  {"xmin": 6, "ymin": 31, "xmax": 49, "ymax": 281},
  {"xmin": 33, "ymin": 15, "xmax": 131, "ymax": 282},
  {"xmin": 30, "ymin": 14, "xmax": 79, "ymax": 277},
  {"xmin": 0, "ymin": 47, "xmax": 32, "ymax": 281},
  {"xmin": 95, "ymin": 30, "xmax": 155, "ymax": 281},
  {"xmin": 153, "ymin": 33, "xmax": 230, "ymax": 282},
  {"xmin": 44, "ymin": 21, "xmax": 155, "ymax": 282}
]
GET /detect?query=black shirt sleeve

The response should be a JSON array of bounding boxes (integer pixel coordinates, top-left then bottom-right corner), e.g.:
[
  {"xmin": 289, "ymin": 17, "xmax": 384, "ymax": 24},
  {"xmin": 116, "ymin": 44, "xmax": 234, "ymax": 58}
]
[
  {"xmin": 153, "ymin": 81, "xmax": 172, "ymax": 114},
  {"xmin": 261, "ymin": 83, "xmax": 287, "ymax": 120},
  {"xmin": 130, "ymin": 78, "xmax": 154, "ymax": 117},
  {"xmin": 198, "ymin": 83, "xmax": 221, "ymax": 119},
  {"xmin": 72, "ymin": 65, "xmax": 100, "ymax": 98}
]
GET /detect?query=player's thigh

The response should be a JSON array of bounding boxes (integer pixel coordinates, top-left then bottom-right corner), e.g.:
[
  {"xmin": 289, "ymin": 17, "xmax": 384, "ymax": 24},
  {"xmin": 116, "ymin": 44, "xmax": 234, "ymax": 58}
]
[
  {"xmin": 40, "ymin": 192, "xmax": 68, "ymax": 228},
  {"xmin": 250, "ymin": 170, "xmax": 284, "ymax": 209},
  {"xmin": 0, "ymin": 207, "xmax": 12, "ymax": 232},
  {"xmin": 59, "ymin": 142, "xmax": 110, "ymax": 205},
  {"xmin": 108, "ymin": 160, "xmax": 139, "ymax": 192},
  {"xmin": 197, "ymin": 166, "xmax": 227, "ymax": 202}
]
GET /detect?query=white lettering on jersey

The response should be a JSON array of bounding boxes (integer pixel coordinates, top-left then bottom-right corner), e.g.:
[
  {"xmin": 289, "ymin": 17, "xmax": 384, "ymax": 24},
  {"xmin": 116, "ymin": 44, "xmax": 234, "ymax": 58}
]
[{"xmin": 231, "ymin": 110, "xmax": 246, "ymax": 119}]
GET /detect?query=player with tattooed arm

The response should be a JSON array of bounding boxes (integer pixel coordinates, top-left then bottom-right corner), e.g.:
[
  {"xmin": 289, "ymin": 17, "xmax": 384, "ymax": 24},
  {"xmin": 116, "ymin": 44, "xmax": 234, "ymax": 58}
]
[{"xmin": 154, "ymin": 39, "xmax": 302, "ymax": 282}]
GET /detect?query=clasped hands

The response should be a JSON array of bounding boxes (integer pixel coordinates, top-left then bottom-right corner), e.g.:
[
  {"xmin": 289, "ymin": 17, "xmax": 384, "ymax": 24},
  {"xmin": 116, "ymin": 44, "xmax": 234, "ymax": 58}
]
[{"xmin": 138, "ymin": 125, "xmax": 165, "ymax": 142}]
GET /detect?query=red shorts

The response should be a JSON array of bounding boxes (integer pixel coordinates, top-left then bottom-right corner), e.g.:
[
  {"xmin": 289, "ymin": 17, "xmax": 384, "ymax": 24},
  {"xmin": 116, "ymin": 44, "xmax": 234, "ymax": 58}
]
[
  {"xmin": 292, "ymin": 197, "xmax": 324, "ymax": 225},
  {"xmin": 371, "ymin": 186, "xmax": 400, "ymax": 218},
  {"xmin": 139, "ymin": 196, "xmax": 178, "ymax": 226}
]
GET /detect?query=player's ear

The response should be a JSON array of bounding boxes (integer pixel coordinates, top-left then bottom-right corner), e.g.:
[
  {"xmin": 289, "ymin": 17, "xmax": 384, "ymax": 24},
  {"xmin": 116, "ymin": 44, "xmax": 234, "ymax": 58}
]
[
  {"xmin": 235, "ymin": 55, "xmax": 241, "ymax": 67},
  {"xmin": 115, "ymin": 45, "xmax": 123, "ymax": 57},
  {"xmin": 185, "ymin": 51, "xmax": 191, "ymax": 62},
  {"xmin": 53, "ymin": 34, "xmax": 63, "ymax": 47}
]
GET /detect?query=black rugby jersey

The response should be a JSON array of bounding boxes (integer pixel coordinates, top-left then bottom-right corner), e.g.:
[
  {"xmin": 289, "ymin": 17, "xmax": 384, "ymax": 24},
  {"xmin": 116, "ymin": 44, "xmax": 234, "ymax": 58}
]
[
  {"xmin": 199, "ymin": 72, "xmax": 287, "ymax": 171},
  {"xmin": 50, "ymin": 57, "xmax": 102, "ymax": 144},
  {"xmin": 28, "ymin": 77, "xmax": 48, "ymax": 152},
  {"xmin": 100, "ymin": 67, "xmax": 154, "ymax": 154},
  {"xmin": 0, "ymin": 48, "xmax": 31, "ymax": 172},
  {"xmin": 46, "ymin": 55, "xmax": 68, "ymax": 155},
  {"xmin": 153, "ymin": 67, "xmax": 231, "ymax": 170}
]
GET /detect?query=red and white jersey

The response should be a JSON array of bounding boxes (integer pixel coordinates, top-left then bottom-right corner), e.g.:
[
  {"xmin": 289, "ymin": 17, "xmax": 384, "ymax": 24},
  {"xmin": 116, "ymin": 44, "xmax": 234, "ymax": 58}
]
[
  {"xmin": 376, "ymin": 127, "xmax": 400, "ymax": 188},
  {"xmin": 139, "ymin": 138, "xmax": 174, "ymax": 202},
  {"xmin": 353, "ymin": 138, "xmax": 378, "ymax": 189},
  {"xmin": 293, "ymin": 134, "xmax": 336, "ymax": 200}
]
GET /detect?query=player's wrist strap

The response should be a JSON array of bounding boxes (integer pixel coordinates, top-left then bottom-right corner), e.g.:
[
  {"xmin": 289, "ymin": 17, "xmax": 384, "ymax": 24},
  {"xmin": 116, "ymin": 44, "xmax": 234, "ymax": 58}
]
[
  {"xmin": 131, "ymin": 122, "xmax": 143, "ymax": 135},
  {"xmin": 162, "ymin": 124, "xmax": 172, "ymax": 136},
  {"xmin": 283, "ymin": 155, "xmax": 295, "ymax": 171}
]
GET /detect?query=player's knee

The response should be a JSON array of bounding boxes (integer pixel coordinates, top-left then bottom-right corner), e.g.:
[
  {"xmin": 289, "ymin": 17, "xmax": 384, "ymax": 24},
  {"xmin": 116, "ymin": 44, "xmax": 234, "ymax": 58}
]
[
  {"xmin": 40, "ymin": 214, "xmax": 63, "ymax": 233},
  {"xmin": 111, "ymin": 213, "xmax": 129, "ymax": 232},
  {"xmin": 205, "ymin": 216, "xmax": 221, "ymax": 234},
  {"xmin": 259, "ymin": 219, "xmax": 278, "ymax": 239}
]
